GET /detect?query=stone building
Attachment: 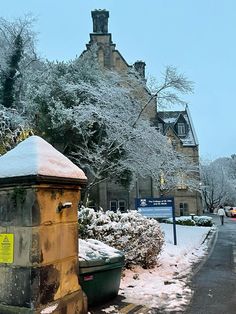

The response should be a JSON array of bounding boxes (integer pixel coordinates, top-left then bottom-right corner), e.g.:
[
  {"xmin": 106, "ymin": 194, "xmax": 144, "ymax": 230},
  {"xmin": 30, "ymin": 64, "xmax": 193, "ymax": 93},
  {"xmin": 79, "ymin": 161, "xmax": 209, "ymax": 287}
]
[
  {"xmin": 81, "ymin": 9, "xmax": 202, "ymax": 215},
  {"xmin": 156, "ymin": 107, "xmax": 202, "ymax": 215}
]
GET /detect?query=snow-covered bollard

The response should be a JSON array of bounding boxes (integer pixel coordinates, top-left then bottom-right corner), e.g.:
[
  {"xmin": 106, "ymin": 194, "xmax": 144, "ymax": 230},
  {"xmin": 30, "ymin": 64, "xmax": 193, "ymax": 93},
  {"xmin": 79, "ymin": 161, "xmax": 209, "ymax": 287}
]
[
  {"xmin": 0, "ymin": 136, "xmax": 87, "ymax": 313},
  {"xmin": 190, "ymin": 213, "xmax": 195, "ymax": 220}
]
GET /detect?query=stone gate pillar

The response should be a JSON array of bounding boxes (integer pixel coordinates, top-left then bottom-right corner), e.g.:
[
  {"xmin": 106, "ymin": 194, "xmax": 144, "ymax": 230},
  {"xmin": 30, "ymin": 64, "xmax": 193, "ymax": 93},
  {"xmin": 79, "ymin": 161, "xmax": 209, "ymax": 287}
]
[{"xmin": 0, "ymin": 136, "xmax": 87, "ymax": 313}]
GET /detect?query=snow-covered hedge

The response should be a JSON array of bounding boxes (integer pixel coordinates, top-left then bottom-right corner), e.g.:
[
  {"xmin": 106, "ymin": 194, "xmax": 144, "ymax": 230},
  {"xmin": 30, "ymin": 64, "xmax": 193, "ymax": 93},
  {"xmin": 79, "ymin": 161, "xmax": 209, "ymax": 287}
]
[
  {"xmin": 165, "ymin": 216, "xmax": 195, "ymax": 226},
  {"xmin": 165, "ymin": 215, "xmax": 213, "ymax": 227},
  {"xmin": 78, "ymin": 207, "xmax": 164, "ymax": 269},
  {"xmin": 193, "ymin": 216, "xmax": 213, "ymax": 227}
]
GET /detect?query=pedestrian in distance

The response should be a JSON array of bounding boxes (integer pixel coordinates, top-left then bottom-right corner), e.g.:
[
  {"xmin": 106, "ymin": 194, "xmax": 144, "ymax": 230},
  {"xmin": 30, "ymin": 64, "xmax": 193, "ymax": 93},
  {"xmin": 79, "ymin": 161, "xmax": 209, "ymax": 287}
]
[{"xmin": 217, "ymin": 205, "xmax": 225, "ymax": 225}]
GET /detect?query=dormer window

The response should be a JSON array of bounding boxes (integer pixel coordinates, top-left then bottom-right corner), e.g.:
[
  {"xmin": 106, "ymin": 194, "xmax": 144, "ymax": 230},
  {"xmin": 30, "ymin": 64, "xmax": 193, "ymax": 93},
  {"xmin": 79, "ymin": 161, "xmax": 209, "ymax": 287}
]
[{"xmin": 177, "ymin": 123, "xmax": 186, "ymax": 136}]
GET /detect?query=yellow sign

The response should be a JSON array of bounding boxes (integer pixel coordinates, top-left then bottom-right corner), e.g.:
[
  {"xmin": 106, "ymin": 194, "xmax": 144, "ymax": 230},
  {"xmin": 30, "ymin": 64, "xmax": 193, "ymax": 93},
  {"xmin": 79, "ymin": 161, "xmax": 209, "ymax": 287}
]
[{"xmin": 0, "ymin": 234, "xmax": 14, "ymax": 263}]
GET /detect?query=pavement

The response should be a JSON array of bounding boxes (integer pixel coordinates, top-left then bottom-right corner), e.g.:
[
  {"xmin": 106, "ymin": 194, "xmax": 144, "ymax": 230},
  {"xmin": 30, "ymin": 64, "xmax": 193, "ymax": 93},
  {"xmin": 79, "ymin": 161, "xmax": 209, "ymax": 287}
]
[
  {"xmin": 89, "ymin": 296, "xmax": 157, "ymax": 313},
  {"xmin": 185, "ymin": 214, "xmax": 236, "ymax": 314},
  {"xmin": 89, "ymin": 214, "xmax": 230, "ymax": 314}
]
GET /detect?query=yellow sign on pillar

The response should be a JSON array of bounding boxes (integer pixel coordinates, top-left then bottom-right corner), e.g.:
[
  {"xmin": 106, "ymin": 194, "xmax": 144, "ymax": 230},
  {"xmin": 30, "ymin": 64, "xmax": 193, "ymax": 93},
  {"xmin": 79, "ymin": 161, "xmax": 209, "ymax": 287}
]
[{"xmin": 0, "ymin": 234, "xmax": 14, "ymax": 263}]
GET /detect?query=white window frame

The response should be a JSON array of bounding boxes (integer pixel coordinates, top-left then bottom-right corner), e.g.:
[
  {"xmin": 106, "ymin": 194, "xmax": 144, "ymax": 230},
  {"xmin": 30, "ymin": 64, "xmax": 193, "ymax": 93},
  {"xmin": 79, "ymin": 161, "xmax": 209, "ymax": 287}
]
[
  {"xmin": 179, "ymin": 202, "xmax": 189, "ymax": 216},
  {"xmin": 110, "ymin": 200, "xmax": 117, "ymax": 211},
  {"xmin": 177, "ymin": 123, "xmax": 186, "ymax": 136},
  {"xmin": 118, "ymin": 200, "xmax": 126, "ymax": 212}
]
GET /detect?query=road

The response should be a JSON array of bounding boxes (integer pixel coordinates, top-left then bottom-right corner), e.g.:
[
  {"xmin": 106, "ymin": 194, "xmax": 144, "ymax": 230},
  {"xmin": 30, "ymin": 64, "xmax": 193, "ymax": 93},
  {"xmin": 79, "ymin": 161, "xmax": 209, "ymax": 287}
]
[{"xmin": 185, "ymin": 214, "xmax": 236, "ymax": 314}]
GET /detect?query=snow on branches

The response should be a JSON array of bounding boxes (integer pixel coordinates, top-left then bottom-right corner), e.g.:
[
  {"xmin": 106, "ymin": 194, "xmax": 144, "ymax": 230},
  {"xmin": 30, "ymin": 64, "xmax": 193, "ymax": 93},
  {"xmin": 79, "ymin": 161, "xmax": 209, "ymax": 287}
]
[
  {"xmin": 201, "ymin": 157, "xmax": 236, "ymax": 210},
  {"xmin": 0, "ymin": 15, "xmax": 37, "ymax": 109},
  {"xmin": 22, "ymin": 47, "xmax": 198, "ymax": 195},
  {"xmin": 0, "ymin": 105, "xmax": 30, "ymax": 154}
]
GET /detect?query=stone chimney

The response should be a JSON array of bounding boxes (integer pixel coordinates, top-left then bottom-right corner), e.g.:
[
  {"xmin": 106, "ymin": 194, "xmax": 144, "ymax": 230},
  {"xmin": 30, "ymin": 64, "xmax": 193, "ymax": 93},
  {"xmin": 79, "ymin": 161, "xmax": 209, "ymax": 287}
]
[
  {"xmin": 91, "ymin": 9, "xmax": 109, "ymax": 34},
  {"xmin": 133, "ymin": 60, "xmax": 146, "ymax": 79}
]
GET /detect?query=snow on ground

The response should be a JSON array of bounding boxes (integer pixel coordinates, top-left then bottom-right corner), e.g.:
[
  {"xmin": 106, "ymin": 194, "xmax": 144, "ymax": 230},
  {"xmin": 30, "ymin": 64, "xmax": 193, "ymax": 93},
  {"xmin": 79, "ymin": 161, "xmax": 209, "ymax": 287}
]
[{"xmin": 119, "ymin": 223, "xmax": 216, "ymax": 313}]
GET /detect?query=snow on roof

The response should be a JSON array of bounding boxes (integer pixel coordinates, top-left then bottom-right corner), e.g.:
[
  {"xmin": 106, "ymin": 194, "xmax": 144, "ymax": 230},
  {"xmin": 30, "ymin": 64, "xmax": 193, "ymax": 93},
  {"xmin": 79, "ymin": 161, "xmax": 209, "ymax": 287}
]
[
  {"xmin": 158, "ymin": 110, "xmax": 197, "ymax": 146},
  {"xmin": 186, "ymin": 105, "xmax": 199, "ymax": 145},
  {"xmin": 0, "ymin": 135, "xmax": 87, "ymax": 180},
  {"xmin": 158, "ymin": 111, "xmax": 181, "ymax": 123},
  {"xmin": 162, "ymin": 117, "xmax": 177, "ymax": 124}
]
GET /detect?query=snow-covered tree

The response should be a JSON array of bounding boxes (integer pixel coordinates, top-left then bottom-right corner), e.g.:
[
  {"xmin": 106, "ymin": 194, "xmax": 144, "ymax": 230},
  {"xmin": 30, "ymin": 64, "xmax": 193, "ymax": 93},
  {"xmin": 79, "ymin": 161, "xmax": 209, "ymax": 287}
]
[
  {"xmin": 0, "ymin": 15, "xmax": 37, "ymax": 109},
  {"xmin": 147, "ymin": 66, "xmax": 194, "ymax": 109},
  {"xmin": 201, "ymin": 157, "xmax": 236, "ymax": 211},
  {"xmin": 23, "ymin": 48, "xmax": 199, "ymax": 201},
  {"xmin": 0, "ymin": 16, "xmax": 38, "ymax": 154}
]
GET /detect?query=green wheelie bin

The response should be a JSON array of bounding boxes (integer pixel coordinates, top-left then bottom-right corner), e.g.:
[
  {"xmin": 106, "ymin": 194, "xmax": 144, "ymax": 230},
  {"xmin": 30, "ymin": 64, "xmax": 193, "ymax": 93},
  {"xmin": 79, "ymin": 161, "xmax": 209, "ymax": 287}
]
[{"xmin": 79, "ymin": 239, "xmax": 125, "ymax": 306}]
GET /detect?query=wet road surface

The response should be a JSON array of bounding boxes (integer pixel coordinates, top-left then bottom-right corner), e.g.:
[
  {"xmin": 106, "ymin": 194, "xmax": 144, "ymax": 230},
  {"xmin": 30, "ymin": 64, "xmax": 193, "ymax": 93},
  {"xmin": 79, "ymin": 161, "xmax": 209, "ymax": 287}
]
[{"xmin": 185, "ymin": 215, "xmax": 236, "ymax": 314}]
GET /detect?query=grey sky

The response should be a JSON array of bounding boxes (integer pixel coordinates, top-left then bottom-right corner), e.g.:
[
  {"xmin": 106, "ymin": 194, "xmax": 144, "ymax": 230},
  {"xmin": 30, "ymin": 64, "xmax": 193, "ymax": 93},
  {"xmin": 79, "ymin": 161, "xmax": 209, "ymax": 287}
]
[{"xmin": 2, "ymin": 0, "xmax": 236, "ymax": 160}]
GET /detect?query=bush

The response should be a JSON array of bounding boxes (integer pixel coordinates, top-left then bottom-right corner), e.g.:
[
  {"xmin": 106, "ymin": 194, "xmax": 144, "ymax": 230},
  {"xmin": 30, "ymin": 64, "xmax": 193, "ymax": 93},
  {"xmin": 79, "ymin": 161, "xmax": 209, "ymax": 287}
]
[
  {"xmin": 165, "ymin": 215, "xmax": 213, "ymax": 227},
  {"xmin": 78, "ymin": 207, "xmax": 164, "ymax": 269},
  {"xmin": 193, "ymin": 216, "xmax": 213, "ymax": 227},
  {"xmin": 165, "ymin": 216, "xmax": 195, "ymax": 226}
]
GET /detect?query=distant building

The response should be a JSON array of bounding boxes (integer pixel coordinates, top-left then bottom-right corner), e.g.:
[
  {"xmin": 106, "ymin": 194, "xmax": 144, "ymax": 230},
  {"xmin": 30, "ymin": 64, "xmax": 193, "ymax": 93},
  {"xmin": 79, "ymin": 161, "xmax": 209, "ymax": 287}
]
[{"xmin": 81, "ymin": 9, "xmax": 202, "ymax": 215}]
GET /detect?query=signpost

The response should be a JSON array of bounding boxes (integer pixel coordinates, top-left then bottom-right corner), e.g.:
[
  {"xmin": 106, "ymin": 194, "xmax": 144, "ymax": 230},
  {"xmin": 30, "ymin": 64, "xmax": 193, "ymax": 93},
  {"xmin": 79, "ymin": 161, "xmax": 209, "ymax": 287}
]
[{"xmin": 136, "ymin": 197, "xmax": 177, "ymax": 245}]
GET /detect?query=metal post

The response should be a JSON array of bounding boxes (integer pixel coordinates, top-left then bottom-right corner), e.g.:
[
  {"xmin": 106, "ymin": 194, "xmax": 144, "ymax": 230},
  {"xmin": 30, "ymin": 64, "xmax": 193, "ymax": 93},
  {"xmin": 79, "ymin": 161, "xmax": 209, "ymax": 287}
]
[{"xmin": 172, "ymin": 202, "xmax": 177, "ymax": 245}]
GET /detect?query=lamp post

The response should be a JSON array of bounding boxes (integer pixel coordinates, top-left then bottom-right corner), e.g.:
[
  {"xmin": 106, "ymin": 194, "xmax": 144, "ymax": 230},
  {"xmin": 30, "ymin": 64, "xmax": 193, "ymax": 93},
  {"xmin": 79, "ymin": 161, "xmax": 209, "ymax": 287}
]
[{"xmin": 199, "ymin": 182, "xmax": 209, "ymax": 213}]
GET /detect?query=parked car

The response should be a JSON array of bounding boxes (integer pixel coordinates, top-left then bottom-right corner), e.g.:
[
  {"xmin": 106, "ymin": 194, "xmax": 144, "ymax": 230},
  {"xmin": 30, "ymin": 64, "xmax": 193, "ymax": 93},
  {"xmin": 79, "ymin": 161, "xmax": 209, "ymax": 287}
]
[
  {"xmin": 230, "ymin": 207, "xmax": 236, "ymax": 218},
  {"xmin": 224, "ymin": 206, "xmax": 233, "ymax": 217}
]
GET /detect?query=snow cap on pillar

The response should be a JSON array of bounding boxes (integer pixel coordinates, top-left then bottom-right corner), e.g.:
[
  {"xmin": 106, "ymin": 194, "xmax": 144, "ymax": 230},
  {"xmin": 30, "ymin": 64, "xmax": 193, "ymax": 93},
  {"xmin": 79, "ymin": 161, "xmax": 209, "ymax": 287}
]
[{"xmin": 0, "ymin": 136, "xmax": 87, "ymax": 186}]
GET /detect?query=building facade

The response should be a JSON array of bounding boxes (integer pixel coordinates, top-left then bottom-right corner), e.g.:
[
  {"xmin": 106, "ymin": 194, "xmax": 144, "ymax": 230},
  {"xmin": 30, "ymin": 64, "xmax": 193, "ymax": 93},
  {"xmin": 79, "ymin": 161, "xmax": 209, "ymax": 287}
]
[
  {"xmin": 156, "ymin": 108, "xmax": 202, "ymax": 215},
  {"xmin": 81, "ymin": 9, "xmax": 202, "ymax": 215}
]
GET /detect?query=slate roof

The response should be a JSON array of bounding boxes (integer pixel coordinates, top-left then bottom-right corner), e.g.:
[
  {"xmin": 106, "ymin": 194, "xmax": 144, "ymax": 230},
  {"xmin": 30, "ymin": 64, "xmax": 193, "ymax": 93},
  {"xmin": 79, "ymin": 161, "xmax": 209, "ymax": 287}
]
[{"xmin": 157, "ymin": 106, "xmax": 198, "ymax": 147}]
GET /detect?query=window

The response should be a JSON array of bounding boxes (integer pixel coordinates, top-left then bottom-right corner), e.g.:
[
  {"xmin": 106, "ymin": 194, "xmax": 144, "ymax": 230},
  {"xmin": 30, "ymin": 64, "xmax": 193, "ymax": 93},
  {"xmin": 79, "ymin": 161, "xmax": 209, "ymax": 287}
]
[
  {"xmin": 177, "ymin": 123, "xmax": 186, "ymax": 136},
  {"xmin": 118, "ymin": 200, "xmax": 126, "ymax": 212},
  {"xmin": 179, "ymin": 203, "xmax": 189, "ymax": 216},
  {"xmin": 110, "ymin": 200, "xmax": 126, "ymax": 212},
  {"xmin": 110, "ymin": 201, "xmax": 117, "ymax": 212}
]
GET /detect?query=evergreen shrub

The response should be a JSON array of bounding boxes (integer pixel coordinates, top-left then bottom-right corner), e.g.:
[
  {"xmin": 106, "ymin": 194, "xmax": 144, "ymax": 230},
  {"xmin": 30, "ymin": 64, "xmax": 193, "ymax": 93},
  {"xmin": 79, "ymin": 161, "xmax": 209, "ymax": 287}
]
[
  {"xmin": 165, "ymin": 215, "xmax": 213, "ymax": 227},
  {"xmin": 165, "ymin": 216, "xmax": 195, "ymax": 226},
  {"xmin": 193, "ymin": 216, "xmax": 213, "ymax": 226},
  {"xmin": 78, "ymin": 207, "xmax": 164, "ymax": 269}
]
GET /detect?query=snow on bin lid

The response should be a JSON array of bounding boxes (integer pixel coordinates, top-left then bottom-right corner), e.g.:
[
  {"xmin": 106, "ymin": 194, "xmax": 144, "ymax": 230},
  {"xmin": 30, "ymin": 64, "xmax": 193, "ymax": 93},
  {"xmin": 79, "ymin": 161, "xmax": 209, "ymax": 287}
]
[
  {"xmin": 0, "ymin": 135, "xmax": 87, "ymax": 181},
  {"xmin": 79, "ymin": 239, "xmax": 124, "ymax": 267}
]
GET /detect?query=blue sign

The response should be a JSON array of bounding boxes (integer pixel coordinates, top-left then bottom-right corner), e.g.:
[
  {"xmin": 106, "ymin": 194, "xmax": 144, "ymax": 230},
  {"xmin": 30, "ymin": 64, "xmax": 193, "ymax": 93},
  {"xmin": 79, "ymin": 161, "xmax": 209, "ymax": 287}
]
[
  {"xmin": 136, "ymin": 197, "xmax": 174, "ymax": 218},
  {"xmin": 136, "ymin": 197, "xmax": 177, "ymax": 245}
]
